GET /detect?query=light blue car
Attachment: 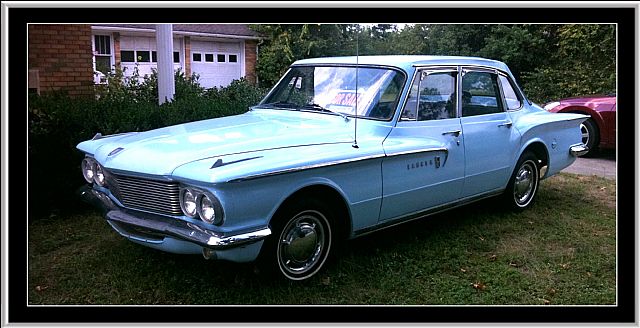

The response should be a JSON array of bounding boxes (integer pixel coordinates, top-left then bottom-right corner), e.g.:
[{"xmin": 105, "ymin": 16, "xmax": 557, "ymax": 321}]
[{"xmin": 77, "ymin": 55, "xmax": 589, "ymax": 281}]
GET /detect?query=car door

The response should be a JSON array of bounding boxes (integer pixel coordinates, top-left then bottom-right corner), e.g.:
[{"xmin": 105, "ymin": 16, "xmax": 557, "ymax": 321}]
[
  {"xmin": 380, "ymin": 67, "xmax": 465, "ymax": 221},
  {"xmin": 459, "ymin": 68, "xmax": 521, "ymax": 198}
]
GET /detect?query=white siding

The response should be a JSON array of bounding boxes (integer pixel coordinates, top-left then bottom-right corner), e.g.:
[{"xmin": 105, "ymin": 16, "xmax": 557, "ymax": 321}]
[{"xmin": 120, "ymin": 36, "xmax": 182, "ymax": 79}]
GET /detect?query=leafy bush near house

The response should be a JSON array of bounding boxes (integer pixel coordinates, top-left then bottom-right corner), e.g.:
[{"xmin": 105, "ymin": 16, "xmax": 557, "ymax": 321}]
[{"xmin": 28, "ymin": 73, "xmax": 267, "ymax": 220}]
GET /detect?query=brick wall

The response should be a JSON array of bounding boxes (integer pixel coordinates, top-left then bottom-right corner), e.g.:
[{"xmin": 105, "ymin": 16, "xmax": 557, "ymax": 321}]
[
  {"xmin": 244, "ymin": 40, "xmax": 257, "ymax": 85},
  {"xmin": 28, "ymin": 24, "xmax": 94, "ymax": 97},
  {"xmin": 184, "ymin": 36, "xmax": 191, "ymax": 76},
  {"xmin": 113, "ymin": 32, "xmax": 121, "ymax": 68}
]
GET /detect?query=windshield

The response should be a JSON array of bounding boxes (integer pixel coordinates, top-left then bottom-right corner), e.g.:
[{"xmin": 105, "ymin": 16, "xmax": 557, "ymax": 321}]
[{"xmin": 259, "ymin": 66, "xmax": 405, "ymax": 120}]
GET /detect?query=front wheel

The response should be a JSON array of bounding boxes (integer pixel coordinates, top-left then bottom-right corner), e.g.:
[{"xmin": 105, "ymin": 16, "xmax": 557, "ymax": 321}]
[
  {"xmin": 259, "ymin": 198, "xmax": 334, "ymax": 281},
  {"xmin": 504, "ymin": 151, "xmax": 540, "ymax": 211},
  {"xmin": 579, "ymin": 118, "xmax": 599, "ymax": 157}
]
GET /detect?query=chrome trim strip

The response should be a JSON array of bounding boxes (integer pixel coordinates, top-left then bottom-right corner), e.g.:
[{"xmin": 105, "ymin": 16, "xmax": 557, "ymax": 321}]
[
  {"xmin": 353, "ymin": 189, "xmax": 503, "ymax": 237},
  {"xmin": 227, "ymin": 153, "xmax": 386, "ymax": 183},
  {"xmin": 385, "ymin": 147, "xmax": 448, "ymax": 158},
  {"xmin": 106, "ymin": 210, "xmax": 271, "ymax": 250},
  {"xmin": 569, "ymin": 144, "xmax": 589, "ymax": 157},
  {"xmin": 228, "ymin": 147, "xmax": 450, "ymax": 183}
]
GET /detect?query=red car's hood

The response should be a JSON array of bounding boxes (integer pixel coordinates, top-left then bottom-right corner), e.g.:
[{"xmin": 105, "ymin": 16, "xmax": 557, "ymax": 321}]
[{"xmin": 559, "ymin": 95, "xmax": 616, "ymax": 105}]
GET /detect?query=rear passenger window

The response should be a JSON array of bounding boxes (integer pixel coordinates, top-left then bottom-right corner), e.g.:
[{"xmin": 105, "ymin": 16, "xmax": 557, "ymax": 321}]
[
  {"xmin": 499, "ymin": 75, "xmax": 522, "ymax": 110},
  {"xmin": 461, "ymin": 71, "xmax": 503, "ymax": 117}
]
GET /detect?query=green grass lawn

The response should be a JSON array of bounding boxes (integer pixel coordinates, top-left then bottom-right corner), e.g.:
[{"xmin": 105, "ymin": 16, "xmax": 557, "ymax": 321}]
[{"xmin": 28, "ymin": 173, "xmax": 616, "ymax": 305}]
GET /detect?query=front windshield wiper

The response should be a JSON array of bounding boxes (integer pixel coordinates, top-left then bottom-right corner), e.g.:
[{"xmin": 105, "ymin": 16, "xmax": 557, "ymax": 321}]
[
  {"xmin": 258, "ymin": 101, "xmax": 300, "ymax": 109},
  {"xmin": 301, "ymin": 103, "xmax": 349, "ymax": 120}
]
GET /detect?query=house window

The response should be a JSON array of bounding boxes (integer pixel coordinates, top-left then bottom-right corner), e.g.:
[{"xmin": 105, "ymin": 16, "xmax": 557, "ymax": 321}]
[
  {"xmin": 136, "ymin": 50, "xmax": 151, "ymax": 62},
  {"xmin": 217, "ymin": 54, "xmax": 226, "ymax": 63},
  {"xmin": 205, "ymin": 54, "xmax": 214, "ymax": 62},
  {"xmin": 93, "ymin": 35, "xmax": 112, "ymax": 76},
  {"xmin": 151, "ymin": 51, "xmax": 180, "ymax": 63},
  {"xmin": 121, "ymin": 51, "xmax": 135, "ymax": 63},
  {"xmin": 229, "ymin": 54, "xmax": 238, "ymax": 63},
  {"xmin": 193, "ymin": 53, "xmax": 202, "ymax": 62}
]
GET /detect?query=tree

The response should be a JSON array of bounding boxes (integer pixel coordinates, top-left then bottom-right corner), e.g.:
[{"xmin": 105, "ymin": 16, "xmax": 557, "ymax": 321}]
[
  {"xmin": 250, "ymin": 24, "xmax": 616, "ymax": 104},
  {"xmin": 522, "ymin": 24, "xmax": 616, "ymax": 103},
  {"xmin": 249, "ymin": 24, "xmax": 356, "ymax": 86}
]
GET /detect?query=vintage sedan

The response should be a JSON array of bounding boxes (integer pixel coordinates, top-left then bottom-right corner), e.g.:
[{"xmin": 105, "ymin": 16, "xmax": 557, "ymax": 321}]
[
  {"xmin": 78, "ymin": 55, "xmax": 588, "ymax": 281},
  {"xmin": 543, "ymin": 94, "xmax": 616, "ymax": 157}
]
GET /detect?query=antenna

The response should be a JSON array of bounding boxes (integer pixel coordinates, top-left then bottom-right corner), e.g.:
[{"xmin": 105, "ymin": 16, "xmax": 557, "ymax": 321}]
[{"xmin": 352, "ymin": 26, "xmax": 359, "ymax": 149}]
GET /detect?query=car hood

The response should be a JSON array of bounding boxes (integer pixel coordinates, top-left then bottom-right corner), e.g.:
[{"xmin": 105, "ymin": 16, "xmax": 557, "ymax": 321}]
[
  {"xmin": 559, "ymin": 95, "xmax": 615, "ymax": 105},
  {"xmin": 78, "ymin": 110, "xmax": 355, "ymax": 176}
]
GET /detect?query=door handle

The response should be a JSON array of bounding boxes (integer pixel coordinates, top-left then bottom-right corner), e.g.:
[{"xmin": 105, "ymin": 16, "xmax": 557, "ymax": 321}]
[
  {"xmin": 498, "ymin": 121, "xmax": 513, "ymax": 128},
  {"xmin": 442, "ymin": 130, "xmax": 461, "ymax": 137}
]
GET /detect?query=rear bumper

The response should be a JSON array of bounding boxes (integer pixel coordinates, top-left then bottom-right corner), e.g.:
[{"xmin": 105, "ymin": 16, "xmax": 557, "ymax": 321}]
[
  {"xmin": 569, "ymin": 144, "xmax": 589, "ymax": 157},
  {"xmin": 78, "ymin": 186, "xmax": 271, "ymax": 251}
]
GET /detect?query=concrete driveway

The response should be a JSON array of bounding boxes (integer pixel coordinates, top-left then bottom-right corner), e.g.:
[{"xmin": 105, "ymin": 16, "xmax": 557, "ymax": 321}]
[{"xmin": 561, "ymin": 149, "xmax": 616, "ymax": 179}]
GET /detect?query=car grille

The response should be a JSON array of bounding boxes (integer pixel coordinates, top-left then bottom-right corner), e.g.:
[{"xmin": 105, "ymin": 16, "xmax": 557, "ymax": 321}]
[{"xmin": 105, "ymin": 172, "xmax": 182, "ymax": 216}]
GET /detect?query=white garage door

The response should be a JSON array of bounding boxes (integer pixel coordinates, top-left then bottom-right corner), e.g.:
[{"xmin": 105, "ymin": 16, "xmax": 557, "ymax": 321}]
[
  {"xmin": 120, "ymin": 36, "xmax": 183, "ymax": 79},
  {"xmin": 191, "ymin": 40, "xmax": 242, "ymax": 88}
]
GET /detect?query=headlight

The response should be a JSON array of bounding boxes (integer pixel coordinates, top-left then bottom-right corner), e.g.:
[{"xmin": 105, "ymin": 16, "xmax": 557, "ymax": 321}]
[
  {"xmin": 81, "ymin": 158, "xmax": 95, "ymax": 183},
  {"xmin": 198, "ymin": 194, "xmax": 219, "ymax": 224},
  {"xmin": 180, "ymin": 188, "xmax": 198, "ymax": 218},
  {"xmin": 197, "ymin": 193, "xmax": 224, "ymax": 225},
  {"xmin": 543, "ymin": 101, "xmax": 560, "ymax": 111},
  {"xmin": 94, "ymin": 163, "xmax": 106, "ymax": 186}
]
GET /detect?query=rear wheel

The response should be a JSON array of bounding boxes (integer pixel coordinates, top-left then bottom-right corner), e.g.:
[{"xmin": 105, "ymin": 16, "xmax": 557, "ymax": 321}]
[
  {"xmin": 259, "ymin": 198, "xmax": 334, "ymax": 281},
  {"xmin": 504, "ymin": 151, "xmax": 540, "ymax": 211}
]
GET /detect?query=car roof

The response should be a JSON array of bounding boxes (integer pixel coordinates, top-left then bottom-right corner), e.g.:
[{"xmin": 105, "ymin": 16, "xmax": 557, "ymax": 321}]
[{"xmin": 292, "ymin": 55, "xmax": 510, "ymax": 72}]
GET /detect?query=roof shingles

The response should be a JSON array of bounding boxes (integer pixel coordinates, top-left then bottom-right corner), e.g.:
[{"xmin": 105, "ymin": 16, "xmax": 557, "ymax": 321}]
[{"xmin": 92, "ymin": 24, "xmax": 261, "ymax": 37}]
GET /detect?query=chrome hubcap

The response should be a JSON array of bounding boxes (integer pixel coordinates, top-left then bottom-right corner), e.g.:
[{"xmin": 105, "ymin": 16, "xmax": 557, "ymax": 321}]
[
  {"xmin": 580, "ymin": 123, "xmax": 590, "ymax": 145},
  {"xmin": 514, "ymin": 161, "xmax": 537, "ymax": 206},
  {"xmin": 278, "ymin": 211, "xmax": 328, "ymax": 277}
]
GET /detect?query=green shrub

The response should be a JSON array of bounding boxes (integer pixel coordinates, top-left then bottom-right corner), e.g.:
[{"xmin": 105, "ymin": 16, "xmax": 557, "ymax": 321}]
[{"xmin": 29, "ymin": 75, "xmax": 267, "ymax": 220}]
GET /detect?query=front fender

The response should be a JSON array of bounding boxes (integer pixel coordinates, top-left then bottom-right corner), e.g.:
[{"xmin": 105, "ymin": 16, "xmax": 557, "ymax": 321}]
[{"xmin": 170, "ymin": 140, "xmax": 386, "ymax": 236}]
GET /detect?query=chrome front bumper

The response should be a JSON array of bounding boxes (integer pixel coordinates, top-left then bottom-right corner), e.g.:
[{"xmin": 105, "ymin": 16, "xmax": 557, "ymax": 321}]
[
  {"xmin": 78, "ymin": 186, "xmax": 271, "ymax": 251},
  {"xmin": 569, "ymin": 144, "xmax": 589, "ymax": 157}
]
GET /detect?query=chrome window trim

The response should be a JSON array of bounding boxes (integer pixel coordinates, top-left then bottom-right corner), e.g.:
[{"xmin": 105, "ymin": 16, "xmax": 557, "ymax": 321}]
[
  {"xmin": 399, "ymin": 66, "xmax": 459, "ymax": 122},
  {"xmin": 497, "ymin": 72, "xmax": 525, "ymax": 112},
  {"xmin": 414, "ymin": 63, "xmax": 530, "ymax": 106},
  {"xmin": 460, "ymin": 67, "xmax": 506, "ymax": 117}
]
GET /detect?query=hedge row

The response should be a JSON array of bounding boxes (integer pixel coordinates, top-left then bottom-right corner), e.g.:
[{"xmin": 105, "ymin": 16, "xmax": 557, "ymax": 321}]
[{"xmin": 28, "ymin": 71, "xmax": 267, "ymax": 220}]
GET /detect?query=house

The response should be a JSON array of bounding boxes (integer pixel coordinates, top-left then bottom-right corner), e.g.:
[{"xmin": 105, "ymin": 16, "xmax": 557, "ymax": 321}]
[{"xmin": 28, "ymin": 24, "xmax": 261, "ymax": 96}]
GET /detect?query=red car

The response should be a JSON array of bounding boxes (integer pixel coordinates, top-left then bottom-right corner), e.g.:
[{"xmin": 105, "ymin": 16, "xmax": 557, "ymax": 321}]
[{"xmin": 544, "ymin": 94, "xmax": 616, "ymax": 156}]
